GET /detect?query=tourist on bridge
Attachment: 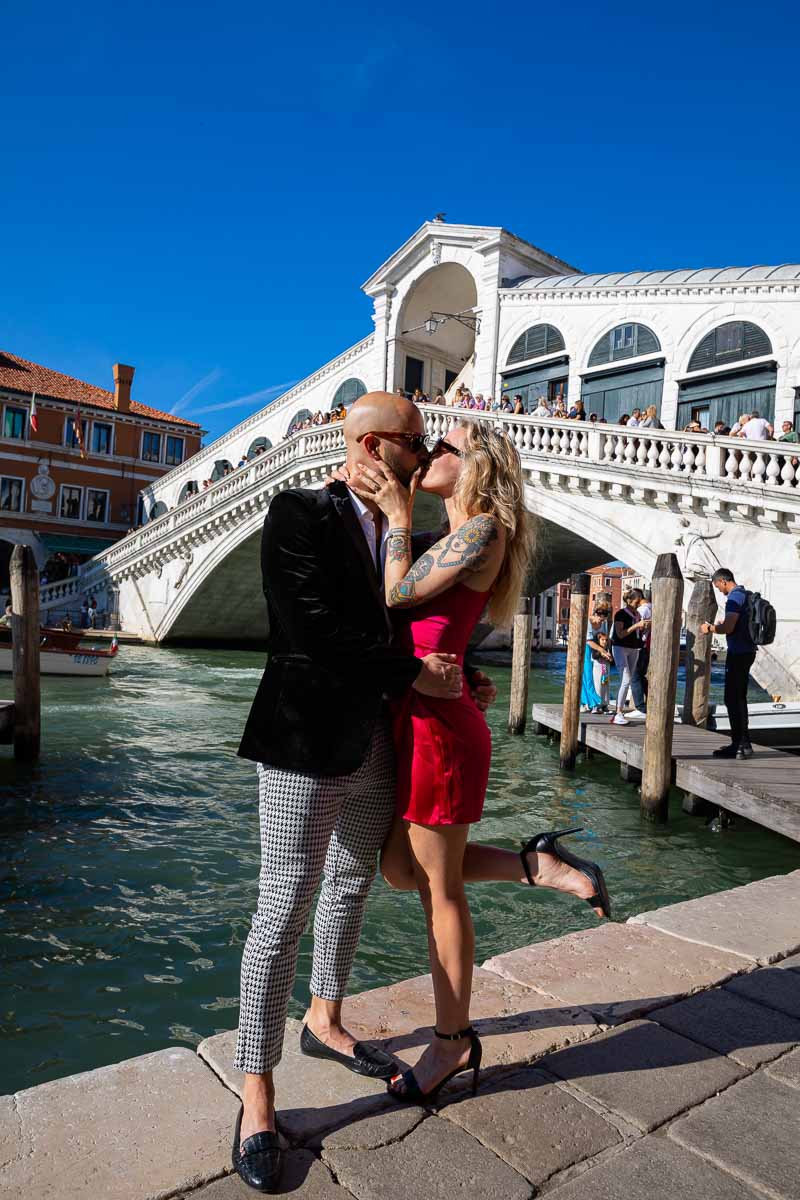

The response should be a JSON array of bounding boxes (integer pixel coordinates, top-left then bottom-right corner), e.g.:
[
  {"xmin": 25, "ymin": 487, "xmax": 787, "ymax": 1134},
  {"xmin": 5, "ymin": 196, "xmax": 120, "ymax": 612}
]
[
  {"xmin": 779, "ymin": 419, "xmax": 798, "ymax": 443},
  {"xmin": 702, "ymin": 568, "xmax": 757, "ymax": 760},
  {"xmin": 639, "ymin": 404, "xmax": 664, "ymax": 429},
  {"xmin": 532, "ymin": 396, "xmax": 552, "ymax": 418},
  {"xmin": 610, "ymin": 588, "xmax": 649, "ymax": 724},
  {"xmin": 628, "ymin": 407, "xmax": 643, "ymax": 427}
]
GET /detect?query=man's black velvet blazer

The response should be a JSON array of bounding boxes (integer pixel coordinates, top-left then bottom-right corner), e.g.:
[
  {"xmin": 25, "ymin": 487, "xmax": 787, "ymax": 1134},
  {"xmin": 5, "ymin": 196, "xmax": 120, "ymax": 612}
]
[{"xmin": 238, "ymin": 482, "xmax": 422, "ymax": 775}]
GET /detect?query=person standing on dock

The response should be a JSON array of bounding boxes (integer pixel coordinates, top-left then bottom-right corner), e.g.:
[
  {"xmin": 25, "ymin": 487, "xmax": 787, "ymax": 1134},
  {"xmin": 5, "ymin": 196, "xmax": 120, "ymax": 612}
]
[{"xmin": 702, "ymin": 568, "xmax": 757, "ymax": 760}]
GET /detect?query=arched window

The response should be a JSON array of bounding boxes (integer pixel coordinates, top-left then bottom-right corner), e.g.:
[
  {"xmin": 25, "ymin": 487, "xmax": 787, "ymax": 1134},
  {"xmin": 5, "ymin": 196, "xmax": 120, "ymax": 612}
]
[
  {"xmin": 178, "ymin": 481, "xmax": 199, "ymax": 504},
  {"xmin": 506, "ymin": 324, "xmax": 565, "ymax": 366},
  {"xmin": 210, "ymin": 459, "xmax": 232, "ymax": 482},
  {"xmin": 687, "ymin": 322, "xmax": 772, "ymax": 373},
  {"xmin": 149, "ymin": 501, "xmax": 168, "ymax": 521},
  {"xmin": 286, "ymin": 409, "xmax": 312, "ymax": 434},
  {"xmin": 332, "ymin": 378, "xmax": 367, "ymax": 410},
  {"xmin": 588, "ymin": 324, "xmax": 660, "ymax": 367},
  {"xmin": 247, "ymin": 436, "xmax": 273, "ymax": 459}
]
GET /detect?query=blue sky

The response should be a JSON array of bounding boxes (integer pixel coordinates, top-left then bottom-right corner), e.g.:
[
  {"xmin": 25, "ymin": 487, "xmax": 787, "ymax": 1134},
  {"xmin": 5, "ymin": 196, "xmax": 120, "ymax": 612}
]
[{"xmin": 3, "ymin": 0, "xmax": 798, "ymax": 443}]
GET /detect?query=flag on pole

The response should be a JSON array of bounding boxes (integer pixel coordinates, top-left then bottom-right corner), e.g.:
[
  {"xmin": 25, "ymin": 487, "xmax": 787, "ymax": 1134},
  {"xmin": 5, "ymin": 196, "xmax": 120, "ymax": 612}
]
[
  {"xmin": 73, "ymin": 403, "xmax": 86, "ymax": 458},
  {"xmin": 29, "ymin": 393, "xmax": 38, "ymax": 434}
]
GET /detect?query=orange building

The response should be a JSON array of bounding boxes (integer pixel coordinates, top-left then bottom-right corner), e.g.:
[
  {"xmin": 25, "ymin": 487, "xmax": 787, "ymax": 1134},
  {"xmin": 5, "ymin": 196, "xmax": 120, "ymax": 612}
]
[{"xmin": 0, "ymin": 351, "xmax": 204, "ymax": 588}]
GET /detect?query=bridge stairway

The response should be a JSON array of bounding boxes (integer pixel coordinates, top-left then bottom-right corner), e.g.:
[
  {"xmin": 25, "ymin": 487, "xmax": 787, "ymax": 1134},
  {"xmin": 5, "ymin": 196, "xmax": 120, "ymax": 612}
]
[{"xmin": 532, "ymin": 703, "xmax": 800, "ymax": 843}]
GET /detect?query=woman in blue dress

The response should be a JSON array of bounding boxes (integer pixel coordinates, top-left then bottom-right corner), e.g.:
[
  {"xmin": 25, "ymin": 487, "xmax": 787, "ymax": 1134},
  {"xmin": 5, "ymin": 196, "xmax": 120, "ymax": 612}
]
[{"xmin": 580, "ymin": 600, "xmax": 612, "ymax": 712}]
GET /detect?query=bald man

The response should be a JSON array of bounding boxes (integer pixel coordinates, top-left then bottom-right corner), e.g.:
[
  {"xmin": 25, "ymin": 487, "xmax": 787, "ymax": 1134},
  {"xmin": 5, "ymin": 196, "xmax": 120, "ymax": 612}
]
[{"xmin": 233, "ymin": 394, "xmax": 463, "ymax": 1190}]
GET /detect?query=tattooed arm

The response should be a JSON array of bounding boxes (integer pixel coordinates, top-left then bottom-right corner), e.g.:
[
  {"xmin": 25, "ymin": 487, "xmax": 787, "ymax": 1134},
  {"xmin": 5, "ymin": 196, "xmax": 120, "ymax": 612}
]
[{"xmin": 385, "ymin": 514, "xmax": 503, "ymax": 609}]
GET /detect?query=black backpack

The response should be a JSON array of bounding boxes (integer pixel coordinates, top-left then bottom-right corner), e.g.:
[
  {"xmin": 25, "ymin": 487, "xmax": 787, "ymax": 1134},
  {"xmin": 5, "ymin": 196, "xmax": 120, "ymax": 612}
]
[{"xmin": 745, "ymin": 591, "xmax": 777, "ymax": 646}]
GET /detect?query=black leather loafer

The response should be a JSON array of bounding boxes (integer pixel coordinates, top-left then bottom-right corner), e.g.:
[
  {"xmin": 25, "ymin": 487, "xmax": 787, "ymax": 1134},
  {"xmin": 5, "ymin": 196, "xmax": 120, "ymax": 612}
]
[
  {"xmin": 232, "ymin": 1106, "xmax": 282, "ymax": 1193},
  {"xmin": 300, "ymin": 1023, "xmax": 397, "ymax": 1079}
]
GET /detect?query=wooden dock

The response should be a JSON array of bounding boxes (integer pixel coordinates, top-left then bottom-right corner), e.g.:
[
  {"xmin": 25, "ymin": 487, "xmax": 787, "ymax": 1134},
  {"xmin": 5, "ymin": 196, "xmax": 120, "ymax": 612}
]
[
  {"xmin": 0, "ymin": 700, "xmax": 15, "ymax": 745},
  {"xmin": 532, "ymin": 703, "xmax": 800, "ymax": 844}
]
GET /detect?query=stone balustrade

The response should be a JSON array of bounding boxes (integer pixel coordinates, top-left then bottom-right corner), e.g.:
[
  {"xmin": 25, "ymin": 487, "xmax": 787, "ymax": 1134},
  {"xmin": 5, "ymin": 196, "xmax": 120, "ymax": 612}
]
[{"xmin": 38, "ymin": 405, "xmax": 800, "ymax": 612}]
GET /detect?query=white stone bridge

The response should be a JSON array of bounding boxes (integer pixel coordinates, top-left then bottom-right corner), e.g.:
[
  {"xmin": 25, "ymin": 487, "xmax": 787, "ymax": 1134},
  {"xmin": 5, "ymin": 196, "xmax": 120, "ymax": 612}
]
[{"xmin": 39, "ymin": 407, "xmax": 800, "ymax": 699}]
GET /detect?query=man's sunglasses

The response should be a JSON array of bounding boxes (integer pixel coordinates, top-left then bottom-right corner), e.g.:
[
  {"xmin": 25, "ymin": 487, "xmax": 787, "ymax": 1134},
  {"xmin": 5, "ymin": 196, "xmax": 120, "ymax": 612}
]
[{"xmin": 355, "ymin": 431, "xmax": 462, "ymax": 458}]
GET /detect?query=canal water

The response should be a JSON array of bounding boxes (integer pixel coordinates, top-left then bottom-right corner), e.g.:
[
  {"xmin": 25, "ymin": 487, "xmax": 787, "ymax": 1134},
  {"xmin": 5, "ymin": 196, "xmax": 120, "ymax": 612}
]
[{"xmin": 2, "ymin": 647, "xmax": 798, "ymax": 1095}]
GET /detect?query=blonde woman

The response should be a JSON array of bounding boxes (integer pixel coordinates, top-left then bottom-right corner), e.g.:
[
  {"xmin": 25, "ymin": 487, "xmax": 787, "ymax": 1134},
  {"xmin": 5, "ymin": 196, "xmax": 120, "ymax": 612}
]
[{"xmin": 349, "ymin": 420, "xmax": 610, "ymax": 1107}]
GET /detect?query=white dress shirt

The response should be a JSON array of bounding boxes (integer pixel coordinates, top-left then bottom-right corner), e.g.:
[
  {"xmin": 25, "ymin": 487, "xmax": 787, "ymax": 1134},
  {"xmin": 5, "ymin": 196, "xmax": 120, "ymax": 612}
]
[{"xmin": 347, "ymin": 488, "xmax": 389, "ymax": 578}]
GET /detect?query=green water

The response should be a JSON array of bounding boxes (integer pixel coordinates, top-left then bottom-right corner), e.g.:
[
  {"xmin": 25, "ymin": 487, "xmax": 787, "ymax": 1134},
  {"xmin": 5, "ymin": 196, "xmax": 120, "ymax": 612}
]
[{"xmin": 1, "ymin": 647, "xmax": 798, "ymax": 1095}]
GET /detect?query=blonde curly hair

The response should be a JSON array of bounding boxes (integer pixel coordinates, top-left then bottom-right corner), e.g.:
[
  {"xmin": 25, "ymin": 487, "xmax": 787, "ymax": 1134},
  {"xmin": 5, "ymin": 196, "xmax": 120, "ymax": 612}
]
[{"xmin": 452, "ymin": 419, "xmax": 537, "ymax": 625}]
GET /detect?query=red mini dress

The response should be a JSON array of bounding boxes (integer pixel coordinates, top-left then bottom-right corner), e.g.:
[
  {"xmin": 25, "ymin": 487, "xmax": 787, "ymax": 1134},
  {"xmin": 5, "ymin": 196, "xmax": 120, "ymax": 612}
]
[{"xmin": 392, "ymin": 583, "xmax": 492, "ymax": 826}]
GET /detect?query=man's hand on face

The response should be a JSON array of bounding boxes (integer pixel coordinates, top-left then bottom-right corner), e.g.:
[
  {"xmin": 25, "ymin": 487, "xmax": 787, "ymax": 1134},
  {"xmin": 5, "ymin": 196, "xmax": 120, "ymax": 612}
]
[
  {"xmin": 413, "ymin": 653, "xmax": 463, "ymax": 699},
  {"xmin": 469, "ymin": 669, "xmax": 497, "ymax": 712}
]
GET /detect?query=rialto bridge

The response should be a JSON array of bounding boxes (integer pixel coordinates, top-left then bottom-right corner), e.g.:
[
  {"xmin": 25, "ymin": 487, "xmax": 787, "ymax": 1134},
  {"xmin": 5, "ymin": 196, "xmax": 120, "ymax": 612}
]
[
  {"xmin": 39, "ymin": 407, "xmax": 800, "ymax": 700},
  {"xmin": 35, "ymin": 221, "xmax": 800, "ymax": 696}
]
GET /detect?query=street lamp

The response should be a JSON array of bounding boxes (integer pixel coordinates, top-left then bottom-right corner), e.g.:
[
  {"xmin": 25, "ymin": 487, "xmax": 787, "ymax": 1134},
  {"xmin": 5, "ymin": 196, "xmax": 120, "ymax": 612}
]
[{"xmin": 402, "ymin": 311, "xmax": 481, "ymax": 337}]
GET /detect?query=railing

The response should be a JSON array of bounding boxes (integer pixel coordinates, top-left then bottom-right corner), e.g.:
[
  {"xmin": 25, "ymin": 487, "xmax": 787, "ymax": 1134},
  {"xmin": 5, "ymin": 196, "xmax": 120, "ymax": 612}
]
[{"xmin": 38, "ymin": 406, "xmax": 800, "ymax": 610}]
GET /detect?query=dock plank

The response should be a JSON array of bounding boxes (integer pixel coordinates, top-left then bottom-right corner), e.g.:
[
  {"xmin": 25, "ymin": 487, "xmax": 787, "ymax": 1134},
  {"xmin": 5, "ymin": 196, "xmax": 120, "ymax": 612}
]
[{"xmin": 531, "ymin": 704, "xmax": 800, "ymax": 843}]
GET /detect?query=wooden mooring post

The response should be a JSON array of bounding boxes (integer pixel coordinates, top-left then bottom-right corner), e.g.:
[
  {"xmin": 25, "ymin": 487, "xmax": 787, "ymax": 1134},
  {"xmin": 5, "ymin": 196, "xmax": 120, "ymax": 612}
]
[
  {"xmin": 9, "ymin": 544, "xmax": 41, "ymax": 762},
  {"xmin": 682, "ymin": 577, "xmax": 718, "ymax": 727},
  {"xmin": 560, "ymin": 573, "xmax": 591, "ymax": 770},
  {"xmin": 641, "ymin": 553, "xmax": 684, "ymax": 821},
  {"xmin": 508, "ymin": 594, "xmax": 533, "ymax": 735}
]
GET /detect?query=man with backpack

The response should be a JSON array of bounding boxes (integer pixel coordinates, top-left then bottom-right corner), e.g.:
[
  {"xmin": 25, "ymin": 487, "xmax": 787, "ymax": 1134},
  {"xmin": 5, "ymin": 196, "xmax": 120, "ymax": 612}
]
[{"xmin": 701, "ymin": 568, "xmax": 773, "ymax": 760}]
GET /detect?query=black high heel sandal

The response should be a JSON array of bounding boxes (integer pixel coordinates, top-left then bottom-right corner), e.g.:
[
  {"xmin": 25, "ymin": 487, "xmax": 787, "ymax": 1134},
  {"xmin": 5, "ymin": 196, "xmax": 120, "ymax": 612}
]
[
  {"xmin": 521, "ymin": 827, "xmax": 612, "ymax": 919},
  {"xmin": 388, "ymin": 1026, "xmax": 482, "ymax": 1107}
]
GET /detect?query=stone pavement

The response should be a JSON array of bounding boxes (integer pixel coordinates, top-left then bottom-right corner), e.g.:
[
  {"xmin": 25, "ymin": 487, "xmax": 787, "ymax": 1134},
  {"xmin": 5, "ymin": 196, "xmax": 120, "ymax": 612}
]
[{"xmin": 1, "ymin": 870, "xmax": 799, "ymax": 1199}]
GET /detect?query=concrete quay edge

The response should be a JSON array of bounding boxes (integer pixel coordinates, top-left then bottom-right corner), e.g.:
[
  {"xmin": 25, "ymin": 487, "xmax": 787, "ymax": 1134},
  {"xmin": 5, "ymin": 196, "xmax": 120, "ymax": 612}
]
[{"xmin": 2, "ymin": 870, "xmax": 799, "ymax": 1200}]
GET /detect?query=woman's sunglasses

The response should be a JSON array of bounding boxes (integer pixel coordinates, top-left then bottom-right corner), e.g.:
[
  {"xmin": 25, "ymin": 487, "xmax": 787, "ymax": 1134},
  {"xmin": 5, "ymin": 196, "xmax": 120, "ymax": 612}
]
[{"xmin": 355, "ymin": 431, "xmax": 462, "ymax": 458}]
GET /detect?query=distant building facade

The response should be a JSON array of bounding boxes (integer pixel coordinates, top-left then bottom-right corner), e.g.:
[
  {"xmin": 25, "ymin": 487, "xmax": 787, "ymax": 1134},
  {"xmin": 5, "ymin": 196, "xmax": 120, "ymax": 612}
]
[{"xmin": 0, "ymin": 352, "xmax": 203, "ymax": 587}]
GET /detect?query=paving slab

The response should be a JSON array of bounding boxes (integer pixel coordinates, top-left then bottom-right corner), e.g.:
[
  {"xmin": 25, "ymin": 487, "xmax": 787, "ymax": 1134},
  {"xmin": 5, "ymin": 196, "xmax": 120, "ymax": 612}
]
[
  {"xmin": 629, "ymin": 870, "xmax": 800, "ymax": 964},
  {"xmin": 670, "ymin": 1070, "xmax": 800, "ymax": 1199},
  {"xmin": 546, "ymin": 1134, "xmax": 761, "ymax": 1200},
  {"xmin": 441, "ymin": 1065, "xmax": 621, "ymax": 1186},
  {"xmin": 323, "ymin": 1111, "xmax": 531, "ymax": 1200},
  {"xmin": 649, "ymin": 987, "xmax": 800, "ymax": 1068},
  {"xmin": 0, "ymin": 1047, "xmax": 239, "ymax": 1200},
  {"xmin": 538, "ymin": 1018, "xmax": 745, "ymax": 1133},
  {"xmin": 176, "ymin": 1150, "xmax": 347, "ymax": 1198},
  {"xmin": 198, "ymin": 1019, "xmax": 405, "ymax": 1147},
  {"xmin": 482, "ymin": 922, "xmax": 748, "ymax": 1024},
  {"xmin": 724, "ymin": 951, "xmax": 800, "ymax": 1017},
  {"xmin": 342, "ymin": 966, "xmax": 597, "ymax": 1077},
  {"xmin": 765, "ymin": 1046, "xmax": 800, "ymax": 1090}
]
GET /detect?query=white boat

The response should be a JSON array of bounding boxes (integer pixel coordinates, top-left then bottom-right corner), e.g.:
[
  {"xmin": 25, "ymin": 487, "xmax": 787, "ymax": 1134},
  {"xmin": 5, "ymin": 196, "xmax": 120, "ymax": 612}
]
[
  {"xmin": 0, "ymin": 628, "xmax": 119, "ymax": 677},
  {"xmin": 706, "ymin": 701, "xmax": 800, "ymax": 749}
]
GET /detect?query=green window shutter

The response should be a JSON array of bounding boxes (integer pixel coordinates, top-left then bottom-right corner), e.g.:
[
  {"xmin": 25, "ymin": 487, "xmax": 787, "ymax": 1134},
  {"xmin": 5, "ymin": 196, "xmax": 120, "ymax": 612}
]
[
  {"xmin": 507, "ymin": 324, "xmax": 565, "ymax": 365},
  {"xmin": 332, "ymin": 378, "xmax": 367, "ymax": 408},
  {"xmin": 588, "ymin": 324, "xmax": 660, "ymax": 367},
  {"xmin": 688, "ymin": 322, "xmax": 771, "ymax": 372}
]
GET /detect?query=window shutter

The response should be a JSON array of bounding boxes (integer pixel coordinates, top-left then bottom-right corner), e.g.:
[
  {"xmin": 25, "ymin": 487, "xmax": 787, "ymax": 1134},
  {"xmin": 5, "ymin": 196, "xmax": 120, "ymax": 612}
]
[
  {"xmin": 689, "ymin": 322, "xmax": 771, "ymax": 372},
  {"xmin": 507, "ymin": 324, "xmax": 565, "ymax": 365}
]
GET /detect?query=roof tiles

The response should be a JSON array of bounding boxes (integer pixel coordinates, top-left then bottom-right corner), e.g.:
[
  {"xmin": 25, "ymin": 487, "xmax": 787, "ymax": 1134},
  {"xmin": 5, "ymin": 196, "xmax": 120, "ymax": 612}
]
[
  {"xmin": 0, "ymin": 351, "xmax": 202, "ymax": 428},
  {"xmin": 512, "ymin": 264, "xmax": 800, "ymax": 290}
]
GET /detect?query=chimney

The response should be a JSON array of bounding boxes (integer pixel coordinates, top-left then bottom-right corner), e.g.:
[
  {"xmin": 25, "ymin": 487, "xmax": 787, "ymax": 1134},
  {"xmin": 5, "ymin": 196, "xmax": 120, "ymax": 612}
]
[{"xmin": 113, "ymin": 363, "xmax": 135, "ymax": 412}]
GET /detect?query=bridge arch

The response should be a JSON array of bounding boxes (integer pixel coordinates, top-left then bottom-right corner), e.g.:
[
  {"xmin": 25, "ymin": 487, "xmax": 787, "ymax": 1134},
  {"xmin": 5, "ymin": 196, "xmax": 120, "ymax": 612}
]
[
  {"xmin": 247, "ymin": 436, "xmax": 273, "ymax": 459},
  {"xmin": 210, "ymin": 459, "xmax": 233, "ymax": 482},
  {"xmin": 394, "ymin": 262, "xmax": 479, "ymax": 395},
  {"xmin": 330, "ymin": 378, "xmax": 366, "ymax": 410},
  {"xmin": 149, "ymin": 500, "xmax": 168, "ymax": 521},
  {"xmin": 285, "ymin": 408, "xmax": 313, "ymax": 436},
  {"xmin": 177, "ymin": 480, "xmax": 199, "ymax": 504}
]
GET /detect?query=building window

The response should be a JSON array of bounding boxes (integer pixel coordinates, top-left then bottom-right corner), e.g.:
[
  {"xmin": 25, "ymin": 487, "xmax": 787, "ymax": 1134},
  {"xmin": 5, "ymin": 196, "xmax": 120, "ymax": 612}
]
[
  {"xmin": 0, "ymin": 476, "xmax": 24, "ymax": 511},
  {"xmin": 65, "ymin": 417, "xmax": 88, "ymax": 449},
  {"xmin": 86, "ymin": 489, "xmax": 109, "ymax": 522},
  {"xmin": 588, "ymin": 324, "xmax": 661, "ymax": 367},
  {"xmin": 165, "ymin": 435, "xmax": 184, "ymax": 466},
  {"xmin": 59, "ymin": 485, "xmax": 83, "ymax": 520},
  {"xmin": 506, "ymin": 324, "xmax": 566, "ymax": 366},
  {"xmin": 3, "ymin": 406, "xmax": 28, "ymax": 440},
  {"xmin": 604, "ymin": 576, "xmax": 612, "ymax": 587},
  {"xmin": 331, "ymin": 378, "xmax": 367, "ymax": 410},
  {"xmin": 142, "ymin": 431, "xmax": 162, "ymax": 462},
  {"xmin": 92, "ymin": 422, "xmax": 113, "ymax": 455},
  {"xmin": 687, "ymin": 322, "xmax": 772, "ymax": 373},
  {"xmin": 561, "ymin": 606, "xmax": 569, "ymax": 619}
]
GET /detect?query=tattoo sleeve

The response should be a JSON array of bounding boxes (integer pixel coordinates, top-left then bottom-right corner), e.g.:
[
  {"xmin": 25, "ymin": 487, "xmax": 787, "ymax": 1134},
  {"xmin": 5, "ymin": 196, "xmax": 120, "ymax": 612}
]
[
  {"xmin": 435, "ymin": 515, "xmax": 498, "ymax": 572},
  {"xmin": 386, "ymin": 527, "xmax": 412, "ymax": 565},
  {"xmin": 387, "ymin": 551, "xmax": 435, "ymax": 606}
]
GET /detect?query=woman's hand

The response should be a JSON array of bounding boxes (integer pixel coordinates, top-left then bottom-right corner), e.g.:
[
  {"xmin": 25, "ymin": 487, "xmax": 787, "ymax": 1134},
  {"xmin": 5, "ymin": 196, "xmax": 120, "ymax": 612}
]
[{"xmin": 349, "ymin": 462, "xmax": 421, "ymax": 524}]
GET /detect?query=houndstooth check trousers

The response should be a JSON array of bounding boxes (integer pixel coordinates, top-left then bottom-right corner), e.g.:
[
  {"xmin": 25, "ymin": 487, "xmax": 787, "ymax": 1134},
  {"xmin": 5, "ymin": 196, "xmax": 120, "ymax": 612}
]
[{"xmin": 234, "ymin": 721, "xmax": 396, "ymax": 1074}]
